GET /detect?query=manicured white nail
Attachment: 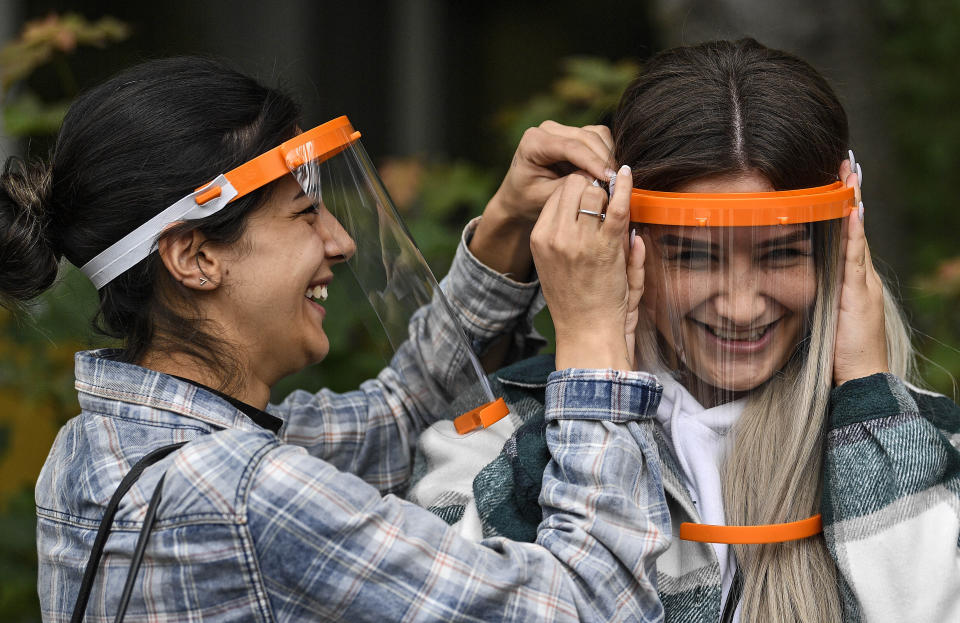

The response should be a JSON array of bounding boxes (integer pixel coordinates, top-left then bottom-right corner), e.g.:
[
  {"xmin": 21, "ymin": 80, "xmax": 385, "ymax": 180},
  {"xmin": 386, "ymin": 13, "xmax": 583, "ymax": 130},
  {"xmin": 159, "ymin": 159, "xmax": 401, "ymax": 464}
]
[
  {"xmin": 858, "ymin": 201, "xmax": 864, "ymax": 223},
  {"xmin": 848, "ymin": 149, "xmax": 857, "ymax": 173},
  {"xmin": 591, "ymin": 179, "xmax": 600, "ymax": 187},
  {"xmin": 856, "ymin": 162, "xmax": 863, "ymax": 188},
  {"xmin": 630, "ymin": 228, "xmax": 637, "ymax": 248},
  {"xmin": 619, "ymin": 164, "xmax": 631, "ymax": 176},
  {"xmin": 604, "ymin": 168, "xmax": 618, "ymax": 180}
]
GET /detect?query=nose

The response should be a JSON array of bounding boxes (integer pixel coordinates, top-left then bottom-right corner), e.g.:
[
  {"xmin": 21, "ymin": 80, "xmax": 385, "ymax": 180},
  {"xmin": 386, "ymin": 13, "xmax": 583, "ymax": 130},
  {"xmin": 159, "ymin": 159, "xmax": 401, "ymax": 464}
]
[
  {"xmin": 712, "ymin": 272, "xmax": 768, "ymax": 326},
  {"xmin": 320, "ymin": 210, "xmax": 356, "ymax": 262}
]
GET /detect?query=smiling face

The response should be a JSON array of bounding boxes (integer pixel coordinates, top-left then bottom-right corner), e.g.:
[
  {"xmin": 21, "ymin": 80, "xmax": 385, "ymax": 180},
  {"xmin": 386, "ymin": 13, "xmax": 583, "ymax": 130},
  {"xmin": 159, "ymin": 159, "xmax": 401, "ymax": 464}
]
[
  {"xmin": 214, "ymin": 174, "xmax": 356, "ymax": 385},
  {"xmin": 640, "ymin": 171, "xmax": 818, "ymax": 398}
]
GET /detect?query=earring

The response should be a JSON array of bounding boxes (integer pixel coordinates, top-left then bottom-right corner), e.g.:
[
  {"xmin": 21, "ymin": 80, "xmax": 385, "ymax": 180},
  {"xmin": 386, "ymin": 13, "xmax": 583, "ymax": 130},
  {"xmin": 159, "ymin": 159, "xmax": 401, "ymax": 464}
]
[{"xmin": 199, "ymin": 278, "xmax": 208, "ymax": 286}]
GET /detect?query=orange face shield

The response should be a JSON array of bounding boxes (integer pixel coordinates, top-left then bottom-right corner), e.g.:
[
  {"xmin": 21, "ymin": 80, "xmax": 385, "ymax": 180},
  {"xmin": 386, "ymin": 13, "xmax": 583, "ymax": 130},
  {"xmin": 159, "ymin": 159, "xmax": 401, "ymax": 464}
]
[
  {"xmin": 80, "ymin": 115, "xmax": 507, "ymax": 428},
  {"xmin": 628, "ymin": 181, "xmax": 855, "ymax": 545}
]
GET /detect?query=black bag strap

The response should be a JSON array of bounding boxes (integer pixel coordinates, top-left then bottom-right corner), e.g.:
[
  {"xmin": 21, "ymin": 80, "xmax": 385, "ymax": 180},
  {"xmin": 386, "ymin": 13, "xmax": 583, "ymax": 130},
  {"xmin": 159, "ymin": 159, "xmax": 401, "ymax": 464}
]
[{"xmin": 70, "ymin": 442, "xmax": 187, "ymax": 623}]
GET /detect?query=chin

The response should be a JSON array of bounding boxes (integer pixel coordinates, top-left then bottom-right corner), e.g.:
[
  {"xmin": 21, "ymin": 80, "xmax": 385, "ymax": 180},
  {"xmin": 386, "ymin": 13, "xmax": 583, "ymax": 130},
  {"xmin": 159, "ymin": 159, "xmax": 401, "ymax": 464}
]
[{"xmin": 695, "ymin": 364, "xmax": 776, "ymax": 393}]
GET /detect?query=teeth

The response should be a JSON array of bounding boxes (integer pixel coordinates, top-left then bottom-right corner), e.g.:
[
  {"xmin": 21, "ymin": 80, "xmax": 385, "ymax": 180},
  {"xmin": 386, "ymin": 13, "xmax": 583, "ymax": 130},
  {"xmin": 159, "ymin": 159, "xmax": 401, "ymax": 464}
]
[
  {"xmin": 305, "ymin": 284, "xmax": 329, "ymax": 302},
  {"xmin": 707, "ymin": 325, "xmax": 768, "ymax": 341}
]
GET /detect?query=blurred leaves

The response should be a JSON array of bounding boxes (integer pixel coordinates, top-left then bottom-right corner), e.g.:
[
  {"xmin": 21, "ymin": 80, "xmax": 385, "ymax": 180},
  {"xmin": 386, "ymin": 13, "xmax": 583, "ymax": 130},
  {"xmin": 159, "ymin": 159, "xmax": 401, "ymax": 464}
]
[
  {"xmin": 0, "ymin": 13, "xmax": 129, "ymax": 138},
  {"xmin": 496, "ymin": 56, "xmax": 639, "ymax": 150},
  {"xmin": 1, "ymin": 91, "xmax": 70, "ymax": 136},
  {"xmin": 0, "ymin": 13, "xmax": 129, "ymax": 91}
]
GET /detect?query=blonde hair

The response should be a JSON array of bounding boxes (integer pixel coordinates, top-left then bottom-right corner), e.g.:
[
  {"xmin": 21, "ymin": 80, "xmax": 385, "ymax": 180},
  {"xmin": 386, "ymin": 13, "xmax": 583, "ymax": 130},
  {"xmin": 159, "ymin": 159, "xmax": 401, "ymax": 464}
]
[{"xmin": 635, "ymin": 219, "xmax": 916, "ymax": 621}]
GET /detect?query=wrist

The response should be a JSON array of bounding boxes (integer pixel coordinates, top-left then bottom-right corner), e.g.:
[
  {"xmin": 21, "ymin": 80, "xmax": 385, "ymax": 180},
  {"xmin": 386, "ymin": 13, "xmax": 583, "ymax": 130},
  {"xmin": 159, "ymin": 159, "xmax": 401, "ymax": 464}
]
[
  {"xmin": 556, "ymin": 329, "xmax": 632, "ymax": 372},
  {"xmin": 835, "ymin": 366, "xmax": 891, "ymax": 387},
  {"xmin": 484, "ymin": 191, "xmax": 536, "ymax": 228},
  {"xmin": 470, "ymin": 194, "xmax": 536, "ymax": 281}
]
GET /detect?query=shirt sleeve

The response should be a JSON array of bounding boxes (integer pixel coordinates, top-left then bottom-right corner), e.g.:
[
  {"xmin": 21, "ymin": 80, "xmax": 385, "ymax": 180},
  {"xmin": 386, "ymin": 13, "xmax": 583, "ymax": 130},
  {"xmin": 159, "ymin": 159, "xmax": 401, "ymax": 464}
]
[
  {"xmin": 273, "ymin": 217, "xmax": 545, "ymax": 494},
  {"xmin": 247, "ymin": 369, "xmax": 670, "ymax": 622},
  {"xmin": 823, "ymin": 372, "xmax": 960, "ymax": 622}
]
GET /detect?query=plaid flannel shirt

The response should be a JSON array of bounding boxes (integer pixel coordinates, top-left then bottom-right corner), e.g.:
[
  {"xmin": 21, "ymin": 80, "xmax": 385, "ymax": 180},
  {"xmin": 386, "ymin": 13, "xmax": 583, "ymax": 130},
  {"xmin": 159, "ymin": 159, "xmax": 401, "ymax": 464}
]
[{"xmin": 36, "ymin": 220, "xmax": 671, "ymax": 622}]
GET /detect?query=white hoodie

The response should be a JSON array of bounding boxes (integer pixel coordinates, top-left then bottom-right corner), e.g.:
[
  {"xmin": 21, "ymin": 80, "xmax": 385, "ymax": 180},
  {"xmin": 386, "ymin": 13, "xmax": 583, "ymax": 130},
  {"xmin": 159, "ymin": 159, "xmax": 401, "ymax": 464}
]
[{"xmin": 653, "ymin": 371, "xmax": 745, "ymax": 618}]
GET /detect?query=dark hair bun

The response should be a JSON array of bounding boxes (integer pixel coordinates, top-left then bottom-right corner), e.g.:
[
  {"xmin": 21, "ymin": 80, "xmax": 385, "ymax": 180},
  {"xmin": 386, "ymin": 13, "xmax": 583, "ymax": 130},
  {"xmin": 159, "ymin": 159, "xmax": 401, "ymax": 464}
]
[{"xmin": 0, "ymin": 156, "xmax": 60, "ymax": 308}]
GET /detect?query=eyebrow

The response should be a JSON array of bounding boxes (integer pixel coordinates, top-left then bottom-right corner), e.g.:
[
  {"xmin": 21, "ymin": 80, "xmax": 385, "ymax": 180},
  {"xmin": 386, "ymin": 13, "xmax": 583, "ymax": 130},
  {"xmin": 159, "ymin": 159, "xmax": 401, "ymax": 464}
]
[
  {"xmin": 755, "ymin": 229, "xmax": 811, "ymax": 249},
  {"xmin": 293, "ymin": 188, "xmax": 306, "ymax": 200},
  {"xmin": 658, "ymin": 229, "xmax": 811, "ymax": 250},
  {"xmin": 658, "ymin": 235, "xmax": 711, "ymax": 250}
]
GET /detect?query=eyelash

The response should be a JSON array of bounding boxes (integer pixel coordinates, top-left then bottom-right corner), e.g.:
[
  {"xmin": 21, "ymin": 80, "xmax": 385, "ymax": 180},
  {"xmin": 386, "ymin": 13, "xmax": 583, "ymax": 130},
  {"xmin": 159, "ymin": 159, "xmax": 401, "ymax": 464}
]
[
  {"xmin": 297, "ymin": 204, "xmax": 321, "ymax": 216},
  {"xmin": 667, "ymin": 248, "xmax": 810, "ymax": 263}
]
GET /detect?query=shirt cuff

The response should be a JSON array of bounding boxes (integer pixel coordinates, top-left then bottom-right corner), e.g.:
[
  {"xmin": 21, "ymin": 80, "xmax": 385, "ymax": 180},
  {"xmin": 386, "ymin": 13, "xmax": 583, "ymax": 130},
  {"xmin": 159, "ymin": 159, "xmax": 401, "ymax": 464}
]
[
  {"xmin": 439, "ymin": 216, "xmax": 543, "ymax": 342},
  {"xmin": 829, "ymin": 372, "xmax": 919, "ymax": 429},
  {"xmin": 544, "ymin": 368, "xmax": 663, "ymax": 423}
]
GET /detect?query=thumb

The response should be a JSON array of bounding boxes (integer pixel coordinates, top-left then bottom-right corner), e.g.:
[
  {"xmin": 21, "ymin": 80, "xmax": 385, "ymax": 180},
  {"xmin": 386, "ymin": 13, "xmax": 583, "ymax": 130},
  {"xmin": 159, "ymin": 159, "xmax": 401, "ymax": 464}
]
[{"xmin": 626, "ymin": 229, "xmax": 645, "ymax": 309}]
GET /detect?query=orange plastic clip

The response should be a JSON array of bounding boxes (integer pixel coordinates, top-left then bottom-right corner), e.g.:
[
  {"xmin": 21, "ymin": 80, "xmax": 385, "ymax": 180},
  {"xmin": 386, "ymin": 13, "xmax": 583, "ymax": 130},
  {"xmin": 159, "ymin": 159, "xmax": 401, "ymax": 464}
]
[
  {"xmin": 453, "ymin": 398, "xmax": 510, "ymax": 435},
  {"xmin": 679, "ymin": 513, "xmax": 822, "ymax": 544}
]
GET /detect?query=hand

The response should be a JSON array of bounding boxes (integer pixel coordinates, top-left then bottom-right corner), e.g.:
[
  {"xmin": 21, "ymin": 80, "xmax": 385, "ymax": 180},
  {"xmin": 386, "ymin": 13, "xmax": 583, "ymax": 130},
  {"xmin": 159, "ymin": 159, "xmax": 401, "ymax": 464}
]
[
  {"xmin": 488, "ymin": 121, "xmax": 617, "ymax": 226},
  {"xmin": 530, "ymin": 165, "xmax": 641, "ymax": 372},
  {"xmin": 833, "ymin": 157, "xmax": 889, "ymax": 386}
]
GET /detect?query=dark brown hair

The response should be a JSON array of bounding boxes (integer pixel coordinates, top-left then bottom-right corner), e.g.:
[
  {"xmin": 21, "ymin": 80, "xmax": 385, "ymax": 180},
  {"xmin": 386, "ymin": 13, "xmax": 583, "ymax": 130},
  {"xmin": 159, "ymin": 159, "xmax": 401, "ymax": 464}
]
[
  {"xmin": 614, "ymin": 38, "xmax": 848, "ymax": 191},
  {"xmin": 0, "ymin": 57, "xmax": 301, "ymax": 379}
]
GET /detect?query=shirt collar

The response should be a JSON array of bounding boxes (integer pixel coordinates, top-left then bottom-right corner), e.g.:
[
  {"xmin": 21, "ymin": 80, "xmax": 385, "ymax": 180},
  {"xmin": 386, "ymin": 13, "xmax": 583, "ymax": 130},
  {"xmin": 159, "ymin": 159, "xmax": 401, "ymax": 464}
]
[{"xmin": 74, "ymin": 349, "xmax": 282, "ymax": 434}]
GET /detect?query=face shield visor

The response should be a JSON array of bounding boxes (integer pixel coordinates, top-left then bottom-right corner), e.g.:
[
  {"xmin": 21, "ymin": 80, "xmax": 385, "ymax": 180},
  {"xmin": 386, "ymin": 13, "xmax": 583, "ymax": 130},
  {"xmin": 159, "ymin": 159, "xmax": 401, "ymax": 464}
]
[
  {"xmin": 628, "ymin": 181, "xmax": 854, "ymax": 545},
  {"xmin": 80, "ymin": 116, "xmax": 507, "ymax": 430},
  {"xmin": 629, "ymin": 181, "xmax": 855, "ymax": 409}
]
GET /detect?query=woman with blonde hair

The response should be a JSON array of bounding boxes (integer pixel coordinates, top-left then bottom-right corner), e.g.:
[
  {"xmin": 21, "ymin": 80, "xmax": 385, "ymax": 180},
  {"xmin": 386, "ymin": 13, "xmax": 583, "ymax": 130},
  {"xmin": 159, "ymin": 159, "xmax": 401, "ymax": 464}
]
[{"xmin": 410, "ymin": 38, "xmax": 960, "ymax": 622}]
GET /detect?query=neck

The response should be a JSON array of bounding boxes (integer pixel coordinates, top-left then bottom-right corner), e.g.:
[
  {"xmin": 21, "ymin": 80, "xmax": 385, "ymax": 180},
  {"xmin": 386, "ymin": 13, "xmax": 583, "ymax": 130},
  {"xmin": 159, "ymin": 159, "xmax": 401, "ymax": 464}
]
[{"xmin": 138, "ymin": 348, "xmax": 270, "ymax": 410}]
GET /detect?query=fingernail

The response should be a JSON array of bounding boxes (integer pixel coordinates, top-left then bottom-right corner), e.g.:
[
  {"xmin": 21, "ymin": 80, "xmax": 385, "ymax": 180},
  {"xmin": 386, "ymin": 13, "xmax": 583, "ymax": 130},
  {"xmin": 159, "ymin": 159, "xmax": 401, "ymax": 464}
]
[
  {"xmin": 605, "ymin": 168, "xmax": 618, "ymax": 180},
  {"xmin": 618, "ymin": 164, "xmax": 631, "ymax": 176},
  {"xmin": 858, "ymin": 200, "xmax": 864, "ymax": 223},
  {"xmin": 591, "ymin": 179, "xmax": 600, "ymax": 187},
  {"xmin": 856, "ymin": 162, "xmax": 863, "ymax": 188},
  {"xmin": 848, "ymin": 149, "xmax": 857, "ymax": 172},
  {"xmin": 630, "ymin": 228, "xmax": 637, "ymax": 248}
]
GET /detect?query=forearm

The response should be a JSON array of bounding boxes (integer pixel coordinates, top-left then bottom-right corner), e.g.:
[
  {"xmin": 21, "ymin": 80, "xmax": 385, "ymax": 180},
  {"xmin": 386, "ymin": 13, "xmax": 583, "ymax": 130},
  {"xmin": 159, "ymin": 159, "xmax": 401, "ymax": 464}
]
[
  {"xmin": 469, "ymin": 194, "xmax": 536, "ymax": 282},
  {"xmin": 256, "ymin": 371, "xmax": 670, "ymax": 622}
]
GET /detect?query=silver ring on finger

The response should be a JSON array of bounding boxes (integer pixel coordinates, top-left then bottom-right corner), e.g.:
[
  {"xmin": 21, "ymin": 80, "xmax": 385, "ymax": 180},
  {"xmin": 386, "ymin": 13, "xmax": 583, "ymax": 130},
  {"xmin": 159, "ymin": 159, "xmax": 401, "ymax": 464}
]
[{"xmin": 578, "ymin": 209, "xmax": 605, "ymax": 222}]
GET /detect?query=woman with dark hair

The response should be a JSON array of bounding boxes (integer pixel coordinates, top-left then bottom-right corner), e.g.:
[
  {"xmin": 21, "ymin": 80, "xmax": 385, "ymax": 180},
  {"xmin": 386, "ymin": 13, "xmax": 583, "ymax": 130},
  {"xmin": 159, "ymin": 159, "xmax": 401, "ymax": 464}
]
[
  {"xmin": 411, "ymin": 39, "xmax": 960, "ymax": 622},
  {"xmin": 2, "ymin": 57, "xmax": 671, "ymax": 621}
]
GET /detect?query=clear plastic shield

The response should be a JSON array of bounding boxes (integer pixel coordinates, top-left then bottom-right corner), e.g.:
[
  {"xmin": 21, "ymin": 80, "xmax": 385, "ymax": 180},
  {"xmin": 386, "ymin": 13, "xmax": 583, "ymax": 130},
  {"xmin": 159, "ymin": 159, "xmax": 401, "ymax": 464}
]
[
  {"xmin": 629, "ymin": 184, "xmax": 854, "ymax": 408},
  {"xmin": 280, "ymin": 119, "xmax": 504, "ymax": 426}
]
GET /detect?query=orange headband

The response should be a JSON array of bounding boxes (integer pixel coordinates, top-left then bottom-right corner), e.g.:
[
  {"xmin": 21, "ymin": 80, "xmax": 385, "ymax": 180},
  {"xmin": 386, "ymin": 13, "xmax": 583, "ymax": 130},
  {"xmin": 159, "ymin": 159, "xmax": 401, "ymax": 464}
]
[{"xmin": 630, "ymin": 181, "xmax": 855, "ymax": 227}]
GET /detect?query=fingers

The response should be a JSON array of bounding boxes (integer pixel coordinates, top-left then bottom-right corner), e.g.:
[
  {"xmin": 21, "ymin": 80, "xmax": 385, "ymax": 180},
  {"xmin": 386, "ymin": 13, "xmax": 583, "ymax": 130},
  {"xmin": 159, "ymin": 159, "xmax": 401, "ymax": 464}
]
[
  {"xmin": 626, "ymin": 227, "xmax": 646, "ymax": 305},
  {"xmin": 526, "ymin": 121, "xmax": 616, "ymax": 181},
  {"xmin": 840, "ymin": 157, "xmax": 861, "ymax": 205},
  {"xmin": 581, "ymin": 124, "xmax": 615, "ymax": 154},
  {"xmin": 843, "ymin": 205, "xmax": 878, "ymax": 298},
  {"xmin": 604, "ymin": 165, "xmax": 633, "ymax": 235}
]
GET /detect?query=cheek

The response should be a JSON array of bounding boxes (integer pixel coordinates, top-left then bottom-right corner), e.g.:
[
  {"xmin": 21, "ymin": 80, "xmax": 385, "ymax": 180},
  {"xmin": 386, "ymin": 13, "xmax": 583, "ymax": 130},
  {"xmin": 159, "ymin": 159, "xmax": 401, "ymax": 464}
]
[{"xmin": 768, "ymin": 264, "xmax": 818, "ymax": 314}]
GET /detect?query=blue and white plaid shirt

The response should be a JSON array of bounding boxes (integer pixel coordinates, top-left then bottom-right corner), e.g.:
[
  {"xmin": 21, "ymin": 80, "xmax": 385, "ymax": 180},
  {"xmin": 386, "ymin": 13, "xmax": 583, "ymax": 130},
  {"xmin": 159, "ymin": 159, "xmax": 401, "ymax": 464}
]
[{"xmin": 36, "ymin": 221, "xmax": 670, "ymax": 622}]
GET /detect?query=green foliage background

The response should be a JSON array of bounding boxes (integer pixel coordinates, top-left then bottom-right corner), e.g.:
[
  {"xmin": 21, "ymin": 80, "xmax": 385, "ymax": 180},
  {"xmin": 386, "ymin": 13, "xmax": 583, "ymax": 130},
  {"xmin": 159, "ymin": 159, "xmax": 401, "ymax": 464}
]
[{"xmin": 1, "ymin": 7, "xmax": 958, "ymax": 620}]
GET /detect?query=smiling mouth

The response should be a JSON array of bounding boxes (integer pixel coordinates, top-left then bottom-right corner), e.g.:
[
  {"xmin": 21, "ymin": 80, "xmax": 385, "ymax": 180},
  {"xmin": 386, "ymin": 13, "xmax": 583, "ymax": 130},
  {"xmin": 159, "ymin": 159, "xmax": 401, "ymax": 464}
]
[{"xmin": 693, "ymin": 319, "xmax": 779, "ymax": 342}]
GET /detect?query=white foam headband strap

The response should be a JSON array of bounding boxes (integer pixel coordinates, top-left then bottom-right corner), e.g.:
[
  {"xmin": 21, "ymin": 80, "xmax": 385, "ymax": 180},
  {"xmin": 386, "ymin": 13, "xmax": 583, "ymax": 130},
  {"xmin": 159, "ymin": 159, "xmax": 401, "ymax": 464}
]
[{"xmin": 79, "ymin": 176, "xmax": 239, "ymax": 290}]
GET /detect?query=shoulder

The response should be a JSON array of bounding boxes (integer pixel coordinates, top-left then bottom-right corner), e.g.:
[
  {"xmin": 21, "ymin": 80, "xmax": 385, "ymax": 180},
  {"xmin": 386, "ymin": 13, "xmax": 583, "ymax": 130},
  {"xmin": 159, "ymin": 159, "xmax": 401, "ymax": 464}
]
[{"xmin": 160, "ymin": 429, "xmax": 281, "ymax": 522}]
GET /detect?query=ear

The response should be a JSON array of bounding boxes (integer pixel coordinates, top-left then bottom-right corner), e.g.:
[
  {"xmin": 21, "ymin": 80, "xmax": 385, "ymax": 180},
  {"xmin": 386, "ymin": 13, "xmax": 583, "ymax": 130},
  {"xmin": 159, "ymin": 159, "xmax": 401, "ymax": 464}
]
[{"xmin": 157, "ymin": 227, "xmax": 221, "ymax": 290}]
